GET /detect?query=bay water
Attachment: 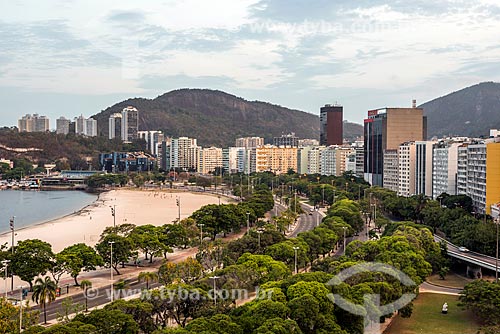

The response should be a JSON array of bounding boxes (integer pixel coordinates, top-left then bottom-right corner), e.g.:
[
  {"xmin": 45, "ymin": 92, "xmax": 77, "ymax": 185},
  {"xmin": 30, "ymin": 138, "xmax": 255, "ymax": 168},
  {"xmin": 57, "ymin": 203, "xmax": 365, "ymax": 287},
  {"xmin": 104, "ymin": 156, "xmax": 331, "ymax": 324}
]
[{"xmin": 0, "ymin": 190, "xmax": 97, "ymax": 234}]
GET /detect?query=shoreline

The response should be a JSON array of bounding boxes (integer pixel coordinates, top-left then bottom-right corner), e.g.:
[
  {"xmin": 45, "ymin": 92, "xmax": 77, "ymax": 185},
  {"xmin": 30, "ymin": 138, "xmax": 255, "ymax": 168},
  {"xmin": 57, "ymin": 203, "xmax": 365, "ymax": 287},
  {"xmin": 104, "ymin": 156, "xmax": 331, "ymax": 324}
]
[
  {"xmin": 0, "ymin": 189, "xmax": 229, "ymax": 253},
  {"xmin": 0, "ymin": 192, "xmax": 103, "ymax": 237}
]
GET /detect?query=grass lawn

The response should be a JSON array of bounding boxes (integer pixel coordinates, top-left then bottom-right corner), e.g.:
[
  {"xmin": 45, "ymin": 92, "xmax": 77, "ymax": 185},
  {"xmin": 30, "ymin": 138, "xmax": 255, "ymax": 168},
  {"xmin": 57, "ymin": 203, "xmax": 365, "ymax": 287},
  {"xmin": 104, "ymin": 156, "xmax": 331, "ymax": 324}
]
[
  {"xmin": 427, "ymin": 272, "xmax": 473, "ymax": 289},
  {"xmin": 384, "ymin": 293, "xmax": 481, "ymax": 334}
]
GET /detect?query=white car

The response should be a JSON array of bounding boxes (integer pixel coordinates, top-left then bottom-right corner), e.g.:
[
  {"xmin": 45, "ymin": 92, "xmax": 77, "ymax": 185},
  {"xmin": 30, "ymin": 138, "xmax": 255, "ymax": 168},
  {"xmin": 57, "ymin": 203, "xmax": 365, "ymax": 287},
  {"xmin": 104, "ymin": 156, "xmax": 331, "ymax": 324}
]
[{"xmin": 458, "ymin": 246, "xmax": 470, "ymax": 252}]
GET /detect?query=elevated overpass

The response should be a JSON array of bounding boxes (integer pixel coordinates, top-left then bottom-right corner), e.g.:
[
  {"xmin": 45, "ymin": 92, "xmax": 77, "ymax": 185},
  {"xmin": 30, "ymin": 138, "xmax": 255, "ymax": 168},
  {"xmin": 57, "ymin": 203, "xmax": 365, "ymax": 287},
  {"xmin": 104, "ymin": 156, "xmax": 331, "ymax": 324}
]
[{"xmin": 434, "ymin": 235, "xmax": 499, "ymax": 277}]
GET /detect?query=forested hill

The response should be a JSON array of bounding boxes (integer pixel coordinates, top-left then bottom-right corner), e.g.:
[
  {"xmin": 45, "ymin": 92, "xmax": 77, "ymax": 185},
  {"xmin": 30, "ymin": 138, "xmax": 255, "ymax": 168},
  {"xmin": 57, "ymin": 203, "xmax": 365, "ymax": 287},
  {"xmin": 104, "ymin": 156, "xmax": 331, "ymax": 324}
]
[
  {"xmin": 92, "ymin": 89, "xmax": 363, "ymax": 147},
  {"xmin": 421, "ymin": 82, "xmax": 500, "ymax": 138}
]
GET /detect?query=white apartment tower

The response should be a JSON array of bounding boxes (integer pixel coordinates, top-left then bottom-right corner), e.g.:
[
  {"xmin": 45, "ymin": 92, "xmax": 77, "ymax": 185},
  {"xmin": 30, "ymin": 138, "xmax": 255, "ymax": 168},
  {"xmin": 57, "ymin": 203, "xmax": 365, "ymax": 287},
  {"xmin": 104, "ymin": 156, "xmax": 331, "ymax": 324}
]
[
  {"xmin": 383, "ymin": 150, "xmax": 399, "ymax": 193},
  {"xmin": 121, "ymin": 106, "xmax": 139, "ymax": 142},
  {"xmin": 432, "ymin": 141, "xmax": 463, "ymax": 199},
  {"xmin": 138, "ymin": 131, "xmax": 164, "ymax": 156},
  {"xmin": 56, "ymin": 117, "xmax": 71, "ymax": 135}
]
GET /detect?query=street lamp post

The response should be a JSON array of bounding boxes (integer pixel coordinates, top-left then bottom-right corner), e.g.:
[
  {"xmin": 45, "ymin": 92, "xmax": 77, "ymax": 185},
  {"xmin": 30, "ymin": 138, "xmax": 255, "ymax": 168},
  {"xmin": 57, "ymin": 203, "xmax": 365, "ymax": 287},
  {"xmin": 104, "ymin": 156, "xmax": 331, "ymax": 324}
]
[
  {"xmin": 371, "ymin": 204, "xmax": 377, "ymax": 223},
  {"xmin": 322, "ymin": 186, "xmax": 325, "ymax": 206},
  {"xmin": 257, "ymin": 229, "xmax": 264, "ymax": 248},
  {"xmin": 10, "ymin": 216, "xmax": 15, "ymax": 291},
  {"xmin": 293, "ymin": 247, "xmax": 299, "ymax": 274},
  {"xmin": 210, "ymin": 276, "xmax": 220, "ymax": 306},
  {"xmin": 19, "ymin": 285, "xmax": 23, "ymax": 333},
  {"xmin": 176, "ymin": 197, "xmax": 181, "ymax": 222},
  {"xmin": 109, "ymin": 241, "xmax": 115, "ymax": 302},
  {"xmin": 246, "ymin": 212, "xmax": 250, "ymax": 235},
  {"xmin": 198, "ymin": 224, "xmax": 205, "ymax": 244},
  {"xmin": 2, "ymin": 260, "xmax": 10, "ymax": 299},
  {"xmin": 110, "ymin": 205, "xmax": 116, "ymax": 228},
  {"xmin": 342, "ymin": 227, "xmax": 347, "ymax": 255}
]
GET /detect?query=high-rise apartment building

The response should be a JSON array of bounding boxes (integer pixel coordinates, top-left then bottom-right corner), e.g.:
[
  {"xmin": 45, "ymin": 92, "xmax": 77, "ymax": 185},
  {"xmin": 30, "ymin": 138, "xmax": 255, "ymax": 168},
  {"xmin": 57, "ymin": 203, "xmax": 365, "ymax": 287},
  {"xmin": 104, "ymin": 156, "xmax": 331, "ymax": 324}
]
[
  {"xmin": 457, "ymin": 144, "xmax": 469, "ymax": 195},
  {"xmin": 253, "ymin": 145, "xmax": 298, "ymax": 174},
  {"xmin": 432, "ymin": 141, "xmax": 464, "ymax": 198},
  {"xmin": 383, "ymin": 149, "xmax": 399, "ymax": 193},
  {"xmin": 297, "ymin": 146, "xmax": 313, "ymax": 175},
  {"xmin": 235, "ymin": 137, "xmax": 264, "ymax": 149},
  {"xmin": 273, "ymin": 133, "xmax": 299, "ymax": 147},
  {"xmin": 364, "ymin": 106, "xmax": 426, "ymax": 186},
  {"xmin": 414, "ymin": 141, "xmax": 434, "ymax": 197},
  {"xmin": 320, "ymin": 146, "xmax": 354, "ymax": 176},
  {"xmin": 320, "ymin": 104, "xmax": 343, "ymax": 146},
  {"xmin": 56, "ymin": 117, "xmax": 71, "ymax": 135},
  {"xmin": 138, "ymin": 131, "xmax": 164, "ymax": 156},
  {"xmin": 307, "ymin": 146, "xmax": 326, "ymax": 174},
  {"xmin": 18, "ymin": 114, "xmax": 50, "ymax": 132},
  {"xmin": 109, "ymin": 113, "xmax": 122, "ymax": 140},
  {"xmin": 355, "ymin": 146, "xmax": 364, "ymax": 178},
  {"xmin": 198, "ymin": 147, "xmax": 224, "ymax": 174},
  {"xmin": 121, "ymin": 106, "xmax": 139, "ymax": 142},
  {"xmin": 74, "ymin": 115, "xmax": 97, "ymax": 137},
  {"xmin": 163, "ymin": 137, "xmax": 200, "ymax": 171},
  {"xmin": 75, "ymin": 115, "xmax": 86, "ymax": 135},
  {"xmin": 85, "ymin": 118, "xmax": 97, "ymax": 137}
]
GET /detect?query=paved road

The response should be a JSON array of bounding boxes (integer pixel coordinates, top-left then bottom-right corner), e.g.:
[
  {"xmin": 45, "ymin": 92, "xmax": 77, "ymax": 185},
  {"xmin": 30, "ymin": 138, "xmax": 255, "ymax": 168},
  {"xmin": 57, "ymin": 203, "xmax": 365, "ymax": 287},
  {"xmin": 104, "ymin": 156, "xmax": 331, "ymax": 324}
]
[
  {"xmin": 420, "ymin": 281, "xmax": 462, "ymax": 295},
  {"xmin": 288, "ymin": 204, "xmax": 322, "ymax": 238},
  {"xmin": 435, "ymin": 235, "xmax": 500, "ymax": 274}
]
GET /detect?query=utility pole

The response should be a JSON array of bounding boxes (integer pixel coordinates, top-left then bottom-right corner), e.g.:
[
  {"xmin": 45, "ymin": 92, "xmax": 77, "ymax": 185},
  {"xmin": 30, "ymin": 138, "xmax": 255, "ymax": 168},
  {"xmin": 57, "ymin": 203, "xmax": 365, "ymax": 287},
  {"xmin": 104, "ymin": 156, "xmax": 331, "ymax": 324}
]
[
  {"xmin": 110, "ymin": 205, "xmax": 116, "ymax": 228},
  {"xmin": 293, "ymin": 247, "xmax": 299, "ymax": 274},
  {"xmin": 2, "ymin": 260, "xmax": 9, "ymax": 299},
  {"xmin": 10, "ymin": 217, "xmax": 14, "ymax": 291},
  {"xmin": 19, "ymin": 285, "xmax": 23, "ymax": 333},
  {"xmin": 342, "ymin": 227, "xmax": 347, "ymax": 255},
  {"xmin": 246, "ymin": 212, "xmax": 250, "ymax": 235},
  {"xmin": 109, "ymin": 241, "xmax": 115, "ymax": 302},
  {"xmin": 198, "ymin": 224, "xmax": 205, "ymax": 244},
  {"xmin": 176, "ymin": 197, "xmax": 181, "ymax": 222}
]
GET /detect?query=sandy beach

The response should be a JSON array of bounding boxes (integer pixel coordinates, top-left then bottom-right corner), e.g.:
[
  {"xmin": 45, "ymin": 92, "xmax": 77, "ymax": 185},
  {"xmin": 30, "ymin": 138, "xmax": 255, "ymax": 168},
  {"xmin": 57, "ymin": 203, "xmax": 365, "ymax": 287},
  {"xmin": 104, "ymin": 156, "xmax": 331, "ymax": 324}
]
[{"xmin": 0, "ymin": 189, "xmax": 229, "ymax": 253}]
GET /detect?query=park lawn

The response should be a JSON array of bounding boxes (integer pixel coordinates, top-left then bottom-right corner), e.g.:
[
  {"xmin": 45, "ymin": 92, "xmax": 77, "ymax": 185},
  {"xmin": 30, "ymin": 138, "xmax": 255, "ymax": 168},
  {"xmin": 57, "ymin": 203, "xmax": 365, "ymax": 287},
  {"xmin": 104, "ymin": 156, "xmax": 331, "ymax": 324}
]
[
  {"xmin": 384, "ymin": 293, "xmax": 481, "ymax": 334},
  {"xmin": 427, "ymin": 272, "xmax": 473, "ymax": 289}
]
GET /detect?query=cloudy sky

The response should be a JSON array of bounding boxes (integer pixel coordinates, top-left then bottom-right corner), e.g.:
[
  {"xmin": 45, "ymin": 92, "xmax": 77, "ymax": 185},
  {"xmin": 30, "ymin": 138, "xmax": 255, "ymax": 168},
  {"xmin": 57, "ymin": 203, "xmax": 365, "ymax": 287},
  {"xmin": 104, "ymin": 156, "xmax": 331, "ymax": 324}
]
[{"xmin": 2, "ymin": 0, "xmax": 500, "ymax": 128}]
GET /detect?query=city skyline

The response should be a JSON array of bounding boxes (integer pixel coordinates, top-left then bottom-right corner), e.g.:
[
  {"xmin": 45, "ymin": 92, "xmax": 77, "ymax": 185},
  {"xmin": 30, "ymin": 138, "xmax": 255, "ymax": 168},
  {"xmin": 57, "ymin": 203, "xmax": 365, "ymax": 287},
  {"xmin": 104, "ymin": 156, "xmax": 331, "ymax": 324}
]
[{"xmin": 2, "ymin": 1, "xmax": 500, "ymax": 127}]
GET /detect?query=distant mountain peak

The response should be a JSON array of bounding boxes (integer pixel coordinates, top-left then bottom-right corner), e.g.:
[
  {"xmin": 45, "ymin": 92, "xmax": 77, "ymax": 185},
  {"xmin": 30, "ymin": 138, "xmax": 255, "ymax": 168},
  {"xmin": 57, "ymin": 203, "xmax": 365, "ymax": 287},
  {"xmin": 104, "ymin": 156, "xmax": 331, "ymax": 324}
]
[{"xmin": 420, "ymin": 82, "xmax": 500, "ymax": 138}]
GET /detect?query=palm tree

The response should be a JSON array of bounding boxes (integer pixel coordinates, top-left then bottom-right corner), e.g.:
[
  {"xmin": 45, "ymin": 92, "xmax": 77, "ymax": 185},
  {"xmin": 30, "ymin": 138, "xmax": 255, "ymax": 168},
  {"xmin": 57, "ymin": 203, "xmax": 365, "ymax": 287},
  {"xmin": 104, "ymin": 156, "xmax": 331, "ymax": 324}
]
[
  {"xmin": 113, "ymin": 279, "xmax": 129, "ymax": 299},
  {"xmin": 32, "ymin": 276, "xmax": 57, "ymax": 324},
  {"xmin": 138, "ymin": 271, "xmax": 159, "ymax": 290},
  {"xmin": 80, "ymin": 280, "xmax": 92, "ymax": 312}
]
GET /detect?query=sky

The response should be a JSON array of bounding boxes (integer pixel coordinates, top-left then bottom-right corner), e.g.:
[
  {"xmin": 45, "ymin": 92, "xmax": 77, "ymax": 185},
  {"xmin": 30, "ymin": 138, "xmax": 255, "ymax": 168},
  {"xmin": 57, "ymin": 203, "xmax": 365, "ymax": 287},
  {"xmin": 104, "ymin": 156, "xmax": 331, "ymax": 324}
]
[{"xmin": 2, "ymin": 0, "xmax": 500, "ymax": 128}]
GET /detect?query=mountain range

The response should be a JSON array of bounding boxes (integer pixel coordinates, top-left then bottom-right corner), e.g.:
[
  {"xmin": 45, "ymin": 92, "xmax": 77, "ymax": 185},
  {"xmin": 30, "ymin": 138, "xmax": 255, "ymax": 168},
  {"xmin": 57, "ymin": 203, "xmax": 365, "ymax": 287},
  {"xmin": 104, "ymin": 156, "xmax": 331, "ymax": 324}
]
[
  {"xmin": 421, "ymin": 82, "xmax": 500, "ymax": 138},
  {"xmin": 93, "ymin": 89, "xmax": 363, "ymax": 147},
  {"xmin": 91, "ymin": 82, "xmax": 500, "ymax": 147}
]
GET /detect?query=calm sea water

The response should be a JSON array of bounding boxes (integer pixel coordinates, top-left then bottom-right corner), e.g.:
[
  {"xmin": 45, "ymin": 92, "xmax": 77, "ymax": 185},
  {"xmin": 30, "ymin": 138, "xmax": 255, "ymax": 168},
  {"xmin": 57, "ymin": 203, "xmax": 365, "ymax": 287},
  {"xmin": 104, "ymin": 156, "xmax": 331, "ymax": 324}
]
[{"xmin": 0, "ymin": 190, "xmax": 98, "ymax": 234}]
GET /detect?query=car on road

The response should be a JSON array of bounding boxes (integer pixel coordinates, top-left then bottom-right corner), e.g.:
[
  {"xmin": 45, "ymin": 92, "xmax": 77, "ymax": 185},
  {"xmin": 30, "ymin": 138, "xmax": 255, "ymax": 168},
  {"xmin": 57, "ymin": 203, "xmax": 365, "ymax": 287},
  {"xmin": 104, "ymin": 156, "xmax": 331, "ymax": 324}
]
[
  {"xmin": 458, "ymin": 246, "xmax": 470, "ymax": 252},
  {"xmin": 309, "ymin": 208, "xmax": 314, "ymax": 215}
]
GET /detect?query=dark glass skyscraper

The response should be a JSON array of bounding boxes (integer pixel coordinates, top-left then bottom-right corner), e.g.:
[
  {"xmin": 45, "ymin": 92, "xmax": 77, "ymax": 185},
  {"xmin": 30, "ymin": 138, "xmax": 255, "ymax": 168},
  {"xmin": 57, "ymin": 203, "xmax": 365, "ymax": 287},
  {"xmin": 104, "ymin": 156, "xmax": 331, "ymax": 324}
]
[
  {"xmin": 320, "ymin": 105, "xmax": 343, "ymax": 146},
  {"xmin": 363, "ymin": 107, "xmax": 427, "ymax": 186}
]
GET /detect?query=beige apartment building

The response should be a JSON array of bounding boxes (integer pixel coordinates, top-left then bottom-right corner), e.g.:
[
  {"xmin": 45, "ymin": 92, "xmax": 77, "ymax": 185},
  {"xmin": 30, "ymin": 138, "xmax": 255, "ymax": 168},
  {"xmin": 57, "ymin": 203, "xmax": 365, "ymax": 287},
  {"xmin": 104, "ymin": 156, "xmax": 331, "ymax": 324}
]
[
  {"xmin": 198, "ymin": 147, "xmax": 223, "ymax": 174},
  {"xmin": 254, "ymin": 145, "xmax": 298, "ymax": 174}
]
